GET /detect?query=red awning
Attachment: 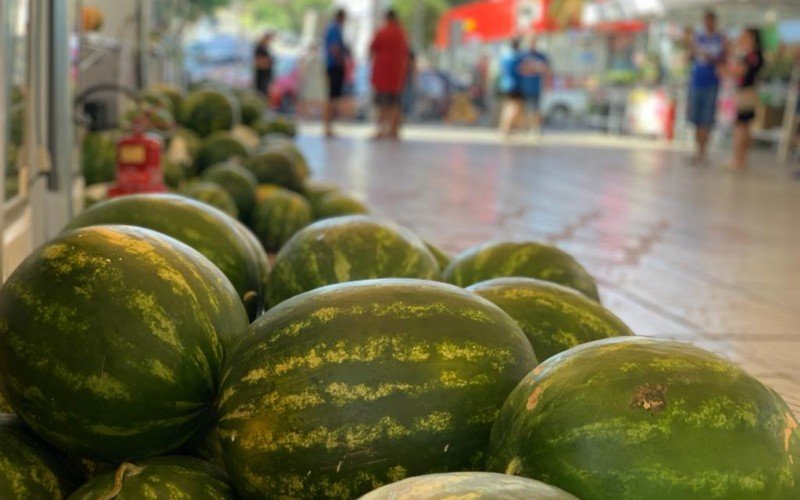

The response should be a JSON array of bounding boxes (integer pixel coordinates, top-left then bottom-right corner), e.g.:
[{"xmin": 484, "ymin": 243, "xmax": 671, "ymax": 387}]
[{"xmin": 435, "ymin": 0, "xmax": 518, "ymax": 49}]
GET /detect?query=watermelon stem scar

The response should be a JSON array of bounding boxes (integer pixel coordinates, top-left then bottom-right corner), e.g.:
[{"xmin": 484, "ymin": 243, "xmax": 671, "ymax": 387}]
[
  {"xmin": 630, "ymin": 384, "xmax": 667, "ymax": 415},
  {"xmin": 100, "ymin": 462, "xmax": 144, "ymax": 500}
]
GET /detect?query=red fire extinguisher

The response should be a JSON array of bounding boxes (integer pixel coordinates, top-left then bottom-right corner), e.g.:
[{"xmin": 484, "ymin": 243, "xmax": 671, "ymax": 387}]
[{"xmin": 108, "ymin": 117, "xmax": 167, "ymax": 197}]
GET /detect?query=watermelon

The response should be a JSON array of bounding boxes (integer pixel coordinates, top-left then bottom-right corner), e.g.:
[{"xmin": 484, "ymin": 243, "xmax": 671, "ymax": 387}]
[
  {"xmin": 444, "ymin": 241, "xmax": 600, "ymax": 302},
  {"xmin": 266, "ymin": 215, "xmax": 441, "ymax": 307},
  {"xmin": 237, "ymin": 90, "xmax": 266, "ymax": 126},
  {"xmin": 468, "ymin": 278, "xmax": 633, "ymax": 361},
  {"xmin": 69, "ymin": 456, "xmax": 236, "ymax": 499},
  {"xmin": 256, "ymin": 116, "xmax": 297, "ymax": 137},
  {"xmin": 0, "ymin": 414, "xmax": 78, "ymax": 498},
  {"xmin": 65, "ymin": 194, "xmax": 266, "ymax": 321},
  {"xmin": 245, "ymin": 148, "xmax": 305, "ymax": 192},
  {"xmin": 166, "ymin": 127, "xmax": 203, "ymax": 175},
  {"xmin": 487, "ymin": 336, "xmax": 800, "ymax": 500},
  {"xmin": 425, "ymin": 241, "xmax": 452, "ymax": 272},
  {"xmin": 263, "ymin": 141, "xmax": 311, "ymax": 178},
  {"xmin": 230, "ymin": 219, "xmax": 271, "ymax": 314},
  {"xmin": 163, "ymin": 158, "xmax": 187, "ymax": 189},
  {"xmin": 182, "ymin": 182, "xmax": 239, "ymax": 219},
  {"xmin": 250, "ymin": 187, "xmax": 313, "ymax": 252},
  {"xmin": 0, "ymin": 392, "xmax": 10, "ymax": 413},
  {"xmin": 359, "ymin": 472, "xmax": 578, "ymax": 500},
  {"xmin": 202, "ymin": 162, "xmax": 258, "ymax": 221},
  {"xmin": 195, "ymin": 131, "xmax": 250, "ymax": 173},
  {"xmin": 81, "ymin": 131, "xmax": 118, "ymax": 186},
  {"xmin": 179, "ymin": 89, "xmax": 235, "ymax": 137},
  {"xmin": 0, "ymin": 226, "xmax": 248, "ymax": 461},
  {"xmin": 312, "ymin": 191, "xmax": 370, "ymax": 220},
  {"xmin": 218, "ymin": 279, "xmax": 538, "ymax": 499},
  {"xmin": 147, "ymin": 84, "xmax": 184, "ymax": 117},
  {"xmin": 302, "ymin": 179, "xmax": 341, "ymax": 205}
]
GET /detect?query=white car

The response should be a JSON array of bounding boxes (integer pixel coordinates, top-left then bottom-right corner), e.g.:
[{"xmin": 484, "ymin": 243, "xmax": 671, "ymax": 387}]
[{"xmin": 541, "ymin": 88, "xmax": 590, "ymax": 127}]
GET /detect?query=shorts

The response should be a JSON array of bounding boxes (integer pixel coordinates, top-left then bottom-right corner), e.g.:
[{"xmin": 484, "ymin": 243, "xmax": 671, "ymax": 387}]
[
  {"xmin": 523, "ymin": 92, "xmax": 541, "ymax": 112},
  {"xmin": 327, "ymin": 66, "xmax": 346, "ymax": 100},
  {"xmin": 736, "ymin": 111, "xmax": 756, "ymax": 124},
  {"xmin": 687, "ymin": 85, "xmax": 719, "ymax": 127},
  {"xmin": 374, "ymin": 92, "xmax": 401, "ymax": 107}
]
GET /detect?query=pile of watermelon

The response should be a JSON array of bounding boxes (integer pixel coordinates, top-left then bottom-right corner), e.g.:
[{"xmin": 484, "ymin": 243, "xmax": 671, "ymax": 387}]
[{"xmin": 2, "ymin": 87, "xmax": 798, "ymax": 500}]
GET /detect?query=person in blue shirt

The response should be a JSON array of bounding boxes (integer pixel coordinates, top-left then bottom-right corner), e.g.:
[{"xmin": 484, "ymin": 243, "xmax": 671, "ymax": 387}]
[
  {"xmin": 517, "ymin": 38, "xmax": 550, "ymax": 135},
  {"xmin": 499, "ymin": 38, "xmax": 523, "ymax": 137},
  {"xmin": 688, "ymin": 10, "xmax": 727, "ymax": 165},
  {"xmin": 323, "ymin": 9, "xmax": 348, "ymax": 138}
]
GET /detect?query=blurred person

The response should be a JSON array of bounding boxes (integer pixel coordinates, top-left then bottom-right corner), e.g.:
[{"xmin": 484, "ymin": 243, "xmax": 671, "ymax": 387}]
[
  {"xmin": 323, "ymin": 9, "xmax": 349, "ymax": 138},
  {"xmin": 517, "ymin": 37, "xmax": 551, "ymax": 135},
  {"xmin": 499, "ymin": 38, "xmax": 523, "ymax": 137},
  {"xmin": 254, "ymin": 32, "xmax": 275, "ymax": 97},
  {"xmin": 687, "ymin": 10, "xmax": 727, "ymax": 165},
  {"xmin": 369, "ymin": 9, "xmax": 409, "ymax": 140},
  {"xmin": 724, "ymin": 28, "xmax": 764, "ymax": 170}
]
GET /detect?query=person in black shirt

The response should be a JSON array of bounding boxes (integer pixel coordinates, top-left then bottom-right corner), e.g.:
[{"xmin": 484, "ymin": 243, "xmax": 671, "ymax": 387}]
[
  {"xmin": 254, "ymin": 32, "xmax": 275, "ymax": 97},
  {"xmin": 726, "ymin": 27, "xmax": 764, "ymax": 170}
]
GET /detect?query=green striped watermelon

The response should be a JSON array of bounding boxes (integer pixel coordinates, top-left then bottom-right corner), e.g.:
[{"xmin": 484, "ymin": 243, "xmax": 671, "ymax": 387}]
[
  {"xmin": 69, "ymin": 456, "xmax": 236, "ymax": 499},
  {"xmin": 0, "ymin": 414, "xmax": 78, "ymax": 499},
  {"xmin": 266, "ymin": 216, "xmax": 441, "ymax": 307},
  {"xmin": 312, "ymin": 191, "xmax": 370, "ymax": 220},
  {"xmin": 468, "ymin": 278, "xmax": 633, "ymax": 361},
  {"xmin": 66, "ymin": 194, "xmax": 265, "ymax": 320},
  {"xmin": 359, "ymin": 472, "xmax": 578, "ymax": 500},
  {"xmin": 195, "ymin": 132, "xmax": 249, "ymax": 173},
  {"xmin": 487, "ymin": 336, "xmax": 800, "ymax": 499},
  {"xmin": 179, "ymin": 89, "xmax": 234, "ymax": 137},
  {"xmin": 182, "ymin": 181, "xmax": 240, "ymax": 219},
  {"xmin": 231, "ymin": 219, "xmax": 271, "ymax": 310},
  {"xmin": 249, "ymin": 186, "xmax": 313, "ymax": 252},
  {"xmin": 245, "ymin": 149, "xmax": 305, "ymax": 191},
  {"xmin": 0, "ymin": 226, "xmax": 248, "ymax": 462},
  {"xmin": 202, "ymin": 162, "xmax": 259, "ymax": 220},
  {"xmin": 218, "ymin": 279, "xmax": 538, "ymax": 499},
  {"xmin": 263, "ymin": 141, "xmax": 311, "ymax": 178},
  {"xmin": 444, "ymin": 241, "xmax": 600, "ymax": 302},
  {"xmin": 302, "ymin": 179, "xmax": 342, "ymax": 205}
]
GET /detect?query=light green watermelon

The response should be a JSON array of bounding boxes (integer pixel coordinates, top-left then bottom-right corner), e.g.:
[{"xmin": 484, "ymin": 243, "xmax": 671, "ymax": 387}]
[
  {"xmin": 236, "ymin": 90, "xmax": 266, "ymax": 127},
  {"xmin": 444, "ymin": 241, "xmax": 600, "ymax": 302},
  {"xmin": 487, "ymin": 336, "xmax": 800, "ymax": 499},
  {"xmin": 69, "ymin": 456, "xmax": 236, "ymax": 499},
  {"xmin": 468, "ymin": 278, "xmax": 633, "ymax": 361},
  {"xmin": 266, "ymin": 215, "xmax": 441, "ymax": 307},
  {"xmin": 424, "ymin": 241, "xmax": 452, "ymax": 272},
  {"xmin": 179, "ymin": 89, "xmax": 235, "ymax": 137},
  {"xmin": 182, "ymin": 181, "xmax": 239, "ymax": 219},
  {"xmin": 202, "ymin": 162, "xmax": 258, "ymax": 220},
  {"xmin": 249, "ymin": 186, "xmax": 313, "ymax": 252},
  {"xmin": 218, "ymin": 279, "xmax": 538, "ymax": 499},
  {"xmin": 65, "ymin": 194, "xmax": 266, "ymax": 321},
  {"xmin": 312, "ymin": 191, "xmax": 370, "ymax": 220},
  {"xmin": 359, "ymin": 472, "xmax": 578, "ymax": 500},
  {"xmin": 195, "ymin": 131, "xmax": 250, "ymax": 173},
  {"xmin": 302, "ymin": 179, "xmax": 342, "ymax": 205},
  {"xmin": 0, "ymin": 226, "xmax": 248, "ymax": 461},
  {"xmin": 0, "ymin": 414, "xmax": 78, "ymax": 498}
]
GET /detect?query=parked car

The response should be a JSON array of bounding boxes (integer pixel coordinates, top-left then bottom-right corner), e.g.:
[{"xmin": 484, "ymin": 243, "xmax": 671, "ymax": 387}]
[
  {"xmin": 183, "ymin": 34, "xmax": 251, "ymax": 88},
  {"xmin": 541, "ymin": 88, "xmax": 590, "ymax": 128}
]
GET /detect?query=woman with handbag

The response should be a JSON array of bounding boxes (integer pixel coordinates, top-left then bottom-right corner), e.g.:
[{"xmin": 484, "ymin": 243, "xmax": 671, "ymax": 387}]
[{"xmin": 726, "ymin": 28, "xmax": 764, "ymax": 170}]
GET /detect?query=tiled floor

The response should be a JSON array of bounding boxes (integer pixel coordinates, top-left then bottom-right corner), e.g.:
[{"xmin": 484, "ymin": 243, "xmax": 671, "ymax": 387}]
[{"xmin": 299, "ymin": 125, "xmax": 800, "ymax": 415}]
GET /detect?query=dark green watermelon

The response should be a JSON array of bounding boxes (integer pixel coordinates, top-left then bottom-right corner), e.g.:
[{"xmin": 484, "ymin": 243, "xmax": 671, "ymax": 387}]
[
  {"xmin": 237, "ymin": 90, "xmax": 266, "ymax": 126},
  {"xmin": 250, "ymin": 187, "xmax": 313, "ymax": 252},
  {"xmin": 182, "ymin": 181, "xmax": 240, "ymax": 219},
  {"xmin": 163, "ymin": 158, "xmax": 187, "ymax": 189},
  {"xmin": 263, "ymin": 141, "xmax": 310, "ymax": 178},
  {"xmin": 312, "ymin": 191, "xmax": 370, "ymax": 220},
  {"xmin": 424, "ymin": 241, "xmax": 452, "ymax": 272},
  {"xmin": 244, "ymin": 149, "xmax": 305, "ymax": 192},
  {"xmin": 179, "ymin": 89, "xmax": 235, "ymax": 137},
  {"xmin": 444, "ymin": 241, "xmax": 600, "ymax": 301},
  {"xmin": 81, "ymin": 131, "xmax": 118, "ymax": 186},
  {"xmin": 202, "ymin": 162, "xmax": 258, "ymax": 221},
  {"xmin": 69, "ymin": 456, "xmax": 236, "ymax": 499},
  {"xmin": 0, "ymin": 226, "xmax": 248, "ymax": 461},
  {"xmin": 65, "ymin": 194, "xmax": 265, "ymax": 321},
  {"xmin": 468, "ymin": 278, "xmax": 633, "ymax": 361},
  {"xmin": 266, "ymin": 215, "xmax": 440, "ymax": 307},
  {"xmin": 359, "ymin": 472, "xmax": 578, "ymax": 499},
  {"xmin": 195, "ymin": 132, "xmax": 250, "ymax": 173},
  {"xmin": 487, "ymin": 336, "xmax": 800, "ymax": 499},
  {"xmin": 218, "ymin": 279, "xmax": 538, "ymax": 499},
  {"xmin": 0, "ymin": 414, "xmax": 78, "ymax": 498}
]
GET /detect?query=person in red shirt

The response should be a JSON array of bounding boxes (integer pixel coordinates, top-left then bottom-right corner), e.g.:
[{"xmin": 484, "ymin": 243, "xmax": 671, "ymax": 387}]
[{"xmin": 369, "ymin": 10, "xmax": 409, "ymax": 140}]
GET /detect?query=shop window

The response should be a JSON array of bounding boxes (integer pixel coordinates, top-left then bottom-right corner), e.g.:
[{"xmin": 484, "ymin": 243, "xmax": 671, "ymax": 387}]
[{"xmin": 4, "ymin": 0, "xmax": 30, "ymax": 202}]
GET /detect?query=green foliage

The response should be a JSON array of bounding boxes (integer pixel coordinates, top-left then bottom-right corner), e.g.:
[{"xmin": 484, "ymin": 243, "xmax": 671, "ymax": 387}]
[{"xmin": 242, "ymin": 0, "xmax": 332, "ymax": 32}]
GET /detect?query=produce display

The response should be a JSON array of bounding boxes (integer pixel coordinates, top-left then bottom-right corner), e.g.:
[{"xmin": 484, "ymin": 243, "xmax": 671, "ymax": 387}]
[
  {"xmin": 487, "ymin": 336, "xmax": 800, "ymax": 499},
  {"xmin": 218, "ymin": 279, "xmax": 537, "ymax": 498},
  {"xmin": 266, "ymin": 215, "xmax": 441, "ymax": 306},
  {"xmin": 468, "ymin": 277, "xmax": 633, "ymax": 360},
  {"xmin": 0, "ymin": 226, "xmax": 247, "ymax": 461},
  {"xmin": 3, "ymin": 82, "xmax": 793, "ymax": 499},
  {"xmin": 444, "ymin": 241, "xmax": 601, "ymax": 301},
  {"xmin": 360, "ymin": 472, "xmax": 578, "ymax": 500}
]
